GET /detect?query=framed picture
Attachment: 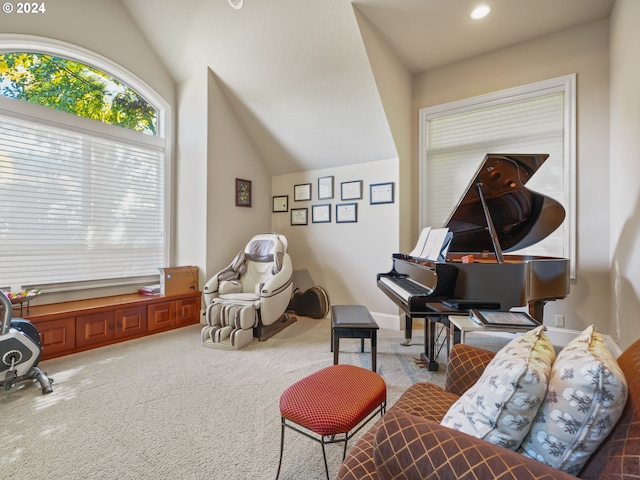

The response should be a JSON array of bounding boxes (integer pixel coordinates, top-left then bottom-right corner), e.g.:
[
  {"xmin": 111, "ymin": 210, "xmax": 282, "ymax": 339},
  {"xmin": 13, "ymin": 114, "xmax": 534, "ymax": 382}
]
[
  {"xmin": 317, "ymin": 176, "xmax": 334, "ymax": 200},
  {"xmin": 336, "ymin": 203, "xmax": 357, "ymax": 223},
  {"xmin": 312, "ymin": 204, "xmax": 331, "ymax": 223},
  {"xmin": 341, "ymin": 180, "xmax": 363, "ymax": 200},
  {"xmin": 294, "ymin": 183, "xmax": 312, "ymax": 201},
  {"xmin": 370, "ymin": 182, "xmax": 394, "ymax": 204},
  {"xmin": 272, "ymin": 195, "xmax": 288, "ymax": 212},
  {"xmin": 235, "ymin": 178, "xmax": 252, "ymax": 207},
  {"xmin": 290, "ymin": 208, "xmax": 308, "ymax": 225}
]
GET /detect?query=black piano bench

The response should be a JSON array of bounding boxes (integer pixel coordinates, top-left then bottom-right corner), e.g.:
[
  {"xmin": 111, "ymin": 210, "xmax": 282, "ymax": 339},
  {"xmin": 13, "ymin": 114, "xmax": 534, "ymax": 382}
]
[{"xmin": 330, "ymin": 305, "xmax": 379, "ymax": 372}]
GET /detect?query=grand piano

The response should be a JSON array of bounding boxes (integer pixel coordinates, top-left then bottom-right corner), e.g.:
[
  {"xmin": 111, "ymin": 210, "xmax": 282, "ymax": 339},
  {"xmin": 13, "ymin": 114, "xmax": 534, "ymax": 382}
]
[{"xmin": 377, "ymin": 153, "xmax": 570, "ymax": 370}]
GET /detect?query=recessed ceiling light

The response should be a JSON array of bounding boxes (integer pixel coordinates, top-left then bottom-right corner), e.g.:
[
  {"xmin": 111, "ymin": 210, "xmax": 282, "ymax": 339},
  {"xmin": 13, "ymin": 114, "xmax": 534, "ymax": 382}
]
[
  {"xmin": 470, "ymin": 5, "xmax": 491, "ymax": 20},
  {"xmin": 228, "ymin": 0, "xmax": 243, "ymax": 9}
]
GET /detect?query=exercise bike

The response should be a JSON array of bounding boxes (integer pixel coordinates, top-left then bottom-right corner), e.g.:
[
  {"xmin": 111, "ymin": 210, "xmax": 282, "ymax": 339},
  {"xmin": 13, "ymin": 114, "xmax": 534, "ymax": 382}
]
[{"xmin": 0, "ymin": 292, "xmax": 53, "ymax": 394}]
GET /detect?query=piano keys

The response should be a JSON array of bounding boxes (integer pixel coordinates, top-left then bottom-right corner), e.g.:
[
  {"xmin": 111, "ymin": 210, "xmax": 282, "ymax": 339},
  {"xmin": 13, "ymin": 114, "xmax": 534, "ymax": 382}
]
[{"xmin": 377, "ymin": 153, "xmax": 570, "ymax": 370}]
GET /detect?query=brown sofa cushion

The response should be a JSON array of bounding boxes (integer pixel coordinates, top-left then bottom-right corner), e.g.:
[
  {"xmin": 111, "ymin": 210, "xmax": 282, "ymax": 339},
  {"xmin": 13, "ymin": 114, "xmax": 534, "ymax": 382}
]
[
  {"xmin": 373, "ymin": 409, "xmax": 578, "ymax": 480},
  {"xmin": 336, "ymin": 382, "xmax": 459, "ymax": 480}
]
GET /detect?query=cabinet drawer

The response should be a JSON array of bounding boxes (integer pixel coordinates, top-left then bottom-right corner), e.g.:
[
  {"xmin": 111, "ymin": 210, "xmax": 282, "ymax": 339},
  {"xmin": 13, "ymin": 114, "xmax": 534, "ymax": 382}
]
[
  {"xmin": 115, "ymin": 306, "xmax": 147, "ymax": 339},
  {"xmin": 76, "ymin": 311, "xmax": 115, "ymax": 348},
  {"xmin": 148, "ymin": 302, "xmax": 176, "ymax": 332},
  {"xmin": 176, "ymin": 297, "xmax": 200, "ymax": 325},
  {"xmin": 39, "ymin": 317, "xmax": 76, "ymax": 358}
]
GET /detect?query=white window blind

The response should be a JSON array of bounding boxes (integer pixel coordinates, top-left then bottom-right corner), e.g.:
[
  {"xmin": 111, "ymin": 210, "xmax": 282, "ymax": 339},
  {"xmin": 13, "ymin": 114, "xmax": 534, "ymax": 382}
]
[
  {"xmin": 420, "ymin": 75, "xmax": 575, "ymax": 277},
  {"xmin": 0, "ymin": 112, "xmax": 164, "ymax": 288}
]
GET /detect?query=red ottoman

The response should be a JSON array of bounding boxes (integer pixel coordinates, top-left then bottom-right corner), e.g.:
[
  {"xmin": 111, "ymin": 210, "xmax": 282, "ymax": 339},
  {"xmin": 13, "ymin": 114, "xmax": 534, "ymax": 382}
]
[{"xmin": 275, "ymin": 364, "xmax": 387, "ymax": 480}]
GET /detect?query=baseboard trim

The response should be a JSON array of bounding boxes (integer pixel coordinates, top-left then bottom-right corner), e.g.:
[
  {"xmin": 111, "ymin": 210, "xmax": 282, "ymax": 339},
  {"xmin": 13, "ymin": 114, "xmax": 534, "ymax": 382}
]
[{"xmin": 369, "ymin": 311, "xmax": 402, "ymax": 330}]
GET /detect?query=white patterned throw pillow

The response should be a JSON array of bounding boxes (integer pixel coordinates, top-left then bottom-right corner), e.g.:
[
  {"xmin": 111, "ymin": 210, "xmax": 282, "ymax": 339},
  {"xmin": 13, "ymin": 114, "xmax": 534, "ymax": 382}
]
[
  {"xmin": 518, "ymin": 325, "xmax": 628, "ymax": 475},
  {"xmin": 441, "ymin": 326, "xmax": 555, "ymax": 450}
]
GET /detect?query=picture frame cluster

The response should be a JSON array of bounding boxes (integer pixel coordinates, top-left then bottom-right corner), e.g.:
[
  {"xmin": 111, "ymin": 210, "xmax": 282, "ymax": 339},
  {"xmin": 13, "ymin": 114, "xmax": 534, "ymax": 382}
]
[{"xmin": 272, "ymin": 175, "xmax": 394, "ymax": 226}]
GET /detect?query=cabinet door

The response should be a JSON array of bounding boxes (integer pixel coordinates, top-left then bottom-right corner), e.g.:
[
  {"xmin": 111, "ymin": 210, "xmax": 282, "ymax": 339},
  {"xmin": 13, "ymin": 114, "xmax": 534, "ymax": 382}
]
[
  {"xmin": 76, "ymin": 311, "xmax": 115, "ymax": 348},
  {"xmin": 176, "ymin": 297, "xmax": 200, "ymax": 326},
  {"xmin": 115, "ymin": 306, "xmax": 147, "ymax": 339},
  {"xmin": 148, "ymin": 301, "xmax": 176, "ymax": 332},
  {"xmin": 39, "ymin": 317, "xmax": 76, "ymax": 359}
]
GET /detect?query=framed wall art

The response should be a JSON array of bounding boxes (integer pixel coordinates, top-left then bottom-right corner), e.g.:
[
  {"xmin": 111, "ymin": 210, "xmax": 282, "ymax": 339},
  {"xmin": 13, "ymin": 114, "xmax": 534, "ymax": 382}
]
[
  {"xmin": 294, "ymin": 183, "xmax": 312, "ymax": 201},
  {"xmin": 235, "ymin": 178, "xmax": 252, "ymax": 207},
  {"xmin": 312, "ymin": 204, "xmax": 331, "ymax": 223},
  {"xmin": 340, "ymin": 180, "xmax": 362, "ymax": 200},
  {"xmin": 272, "ymin": 195, "xmax": 288, "ymax": 212},
  {"xmin": 317, "ymin": 176, "xmax": 334, "ymax": 200},
  {"xmin": 290, "ymin": 208, "xmax": 308, "ymax": 225},
  {"xmin": 336, "ymin": 203, "xmax": 357, "ymax": 223},
  {"xmin": 370, "ymin": 182, "xmax": 394, "ymax": 204}
]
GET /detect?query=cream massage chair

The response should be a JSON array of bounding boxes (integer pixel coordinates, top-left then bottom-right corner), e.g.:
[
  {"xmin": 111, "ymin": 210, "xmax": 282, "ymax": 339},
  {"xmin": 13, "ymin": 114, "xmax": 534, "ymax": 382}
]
[{"xmin": 201, "ymin": 233, "xmax": 295, "ymax": 349}]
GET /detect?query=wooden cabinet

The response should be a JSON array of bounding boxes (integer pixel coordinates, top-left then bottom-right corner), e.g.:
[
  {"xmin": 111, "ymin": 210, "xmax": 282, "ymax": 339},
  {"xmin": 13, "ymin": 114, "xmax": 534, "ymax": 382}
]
[
  {"xmin": 76, "ymin": 311, "xmax": 115, "ymax": 348},
  {"xmin": 38, "ymin": 317, "xmax": 76, "ymax": 357},
  {"xmin": 147, "ymin": 296, "xmax": 200, "ymax": 331},
  {"xmin": 24, "ymin": 291, "xmax": 201, "ymax": 360},
  {"xmin": 115, "ymin": 306, "xmax": 147, "ymax": 339},
  {"xmin": 176, "ymin": 297, "xmax": 200, "ymax": 326},
  {"xmin": 148, "ymin": 301, "xmax": 176, "ymax": 332}
]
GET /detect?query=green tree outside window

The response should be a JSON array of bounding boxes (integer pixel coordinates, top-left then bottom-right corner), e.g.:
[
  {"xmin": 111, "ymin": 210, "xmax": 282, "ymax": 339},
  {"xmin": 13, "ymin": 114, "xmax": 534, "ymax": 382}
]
[{"xmin": 0, "ymin": 52, "xmax": 157, "ymax": 135}]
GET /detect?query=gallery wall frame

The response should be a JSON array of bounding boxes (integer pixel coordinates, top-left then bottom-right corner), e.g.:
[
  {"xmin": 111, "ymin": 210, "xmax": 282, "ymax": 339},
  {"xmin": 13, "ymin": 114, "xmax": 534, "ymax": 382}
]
[
  {"xmin": 370, "ymin": 182, "xmax": 394, "ymax": 204},
  {"xmin": 235, "ymin": 178, "xmax": 252, "ymax": 207},
  {"xmin": 294, "ymin": 183, "xmax": 312, "ymax": 201},
  {"xmin": 340, "ymin": 180, "xmax": 362, "ymax": 200},
  {"xmin": 317, "ymin": 176, "xmax": 334, "ymax": 200},
  {"xmin": 312, "ymin": 204, "xmax": 331, "ymax": 223},
  {"xmin": 336, "ymin": 202, "xmax": 357, "ymax": 223},
  {"xmin": 272, "ymin": 195, "xmax": 288, "ymax": 212},
  {"xmin": 291, "ymin": 207, "xmax": 308, "ymax": 225}
]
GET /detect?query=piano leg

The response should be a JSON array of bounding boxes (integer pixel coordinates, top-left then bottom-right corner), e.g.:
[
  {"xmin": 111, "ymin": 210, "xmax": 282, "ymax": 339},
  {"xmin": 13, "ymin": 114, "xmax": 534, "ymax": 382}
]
[
  {"xmin": 401, "ymin": 314, "xmax": 412, "ymax": 346},
  {"xmin": 529, "ymin": 301, "xmax": 546, "ymax": 323},
  {"xmin": 419, "ymin": 316, "xmax": 439, "ymax": 371}
]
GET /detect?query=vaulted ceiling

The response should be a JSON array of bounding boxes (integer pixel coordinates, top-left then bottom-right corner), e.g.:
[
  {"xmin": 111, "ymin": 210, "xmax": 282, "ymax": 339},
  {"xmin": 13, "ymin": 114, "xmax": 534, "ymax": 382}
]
[{"xmin": 120, "ymin": 0, "xmax": 614, "ymax": 175}]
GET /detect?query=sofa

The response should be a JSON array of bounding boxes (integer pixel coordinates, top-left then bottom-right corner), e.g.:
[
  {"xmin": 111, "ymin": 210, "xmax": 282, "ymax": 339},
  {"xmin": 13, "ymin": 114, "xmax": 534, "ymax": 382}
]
[{"xmin": 337, "ymin": 337, "xmax": 640, "ymax": 480}]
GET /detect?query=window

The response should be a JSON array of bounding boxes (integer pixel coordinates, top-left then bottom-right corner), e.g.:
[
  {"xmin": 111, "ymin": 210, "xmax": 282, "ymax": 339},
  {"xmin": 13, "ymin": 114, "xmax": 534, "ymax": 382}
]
[
  {"xmin": 0, "ymin": 52, "xmax": 157, "ymax": 134},
  {"xmin": 0, "ymin": 39, "xmax": 170, "ymax": 291},
  {"xmin": 419, "ymin": 75, "xmax": 576, "ymax": 277}
]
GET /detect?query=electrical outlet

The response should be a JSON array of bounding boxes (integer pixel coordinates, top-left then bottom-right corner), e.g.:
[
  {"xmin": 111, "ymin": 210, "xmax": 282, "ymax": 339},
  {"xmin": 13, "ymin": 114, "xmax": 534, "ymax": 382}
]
[{"xmin": 554, "ymin": 314, "xmax": 565, "ymax": 327}]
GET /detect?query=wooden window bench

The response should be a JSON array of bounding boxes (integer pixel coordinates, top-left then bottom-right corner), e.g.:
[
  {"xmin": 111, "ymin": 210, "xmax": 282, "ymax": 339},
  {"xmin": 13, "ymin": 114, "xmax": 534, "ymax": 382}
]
[{"xmin": 22, "ymin": 291, "xmax": 202, "ymax": 360}]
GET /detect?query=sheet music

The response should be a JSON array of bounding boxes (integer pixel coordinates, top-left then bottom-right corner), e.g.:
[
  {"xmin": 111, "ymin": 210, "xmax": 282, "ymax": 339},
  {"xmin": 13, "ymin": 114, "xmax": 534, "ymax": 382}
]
[
  {"xmin": 409, "ymin": 227, "xmax": 431, "ymax": 258},
  {"xmin": 409, "ymin": 227, "xmax": 452, "ymax": 261}
]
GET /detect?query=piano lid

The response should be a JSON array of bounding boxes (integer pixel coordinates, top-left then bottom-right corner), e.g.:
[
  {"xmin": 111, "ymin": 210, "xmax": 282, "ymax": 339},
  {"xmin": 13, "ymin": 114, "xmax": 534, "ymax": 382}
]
[{"xmin": 444, "ymin": 154, "xmax": 565, "ymax": 254}]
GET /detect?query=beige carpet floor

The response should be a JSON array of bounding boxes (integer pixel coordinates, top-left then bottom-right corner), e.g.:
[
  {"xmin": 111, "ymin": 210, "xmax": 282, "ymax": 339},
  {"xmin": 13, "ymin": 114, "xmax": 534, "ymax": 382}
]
[{"xmin": 0, "ymin": 316, "xmax": 509, "ymax": 480}]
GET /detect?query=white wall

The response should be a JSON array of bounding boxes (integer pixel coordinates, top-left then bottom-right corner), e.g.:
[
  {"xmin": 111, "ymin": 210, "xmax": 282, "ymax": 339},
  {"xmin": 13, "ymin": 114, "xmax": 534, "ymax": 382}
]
[
  {"xmin": 609, "ymin": 0, "xmax": 640, "ymax": 350},
  {"xmin": 411, "ymin": 20, "xmax": 611, "ymax": 335},
  {"xmin": 174, "ymin": 72, "xmax": 208, "ymax": 285},
  {"xmin": 272, "ymin": 159, "xmax": 400, "ymax": 327},
  {"xmin": 200, "ymin": 71, "xmax": 272, "ymax": 279},
  {"xmin": 355, "ymin": 9, "xmax": 413, "ymax": 253},
  {"xmin": 175, "ymin": 69, "xmax": 274, "ymax": 289}
]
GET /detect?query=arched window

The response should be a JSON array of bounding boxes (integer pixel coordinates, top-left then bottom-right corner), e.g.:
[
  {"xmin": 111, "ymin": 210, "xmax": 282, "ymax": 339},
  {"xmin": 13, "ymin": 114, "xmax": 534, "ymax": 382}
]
[
  {"xmin": 0, "ymin": 52, "xmax": 158, "ymax": 135},
  {"xmin": 0, "ymin": 37, "xmax": 170, "ymax": 292}
]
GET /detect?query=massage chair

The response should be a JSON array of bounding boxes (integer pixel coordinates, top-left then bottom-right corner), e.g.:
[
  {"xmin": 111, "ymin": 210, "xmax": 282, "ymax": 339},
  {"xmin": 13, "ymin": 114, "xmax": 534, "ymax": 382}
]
[{"xmin": 201, "ymin": 233, "xmax": 295, "ymax": 350}]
